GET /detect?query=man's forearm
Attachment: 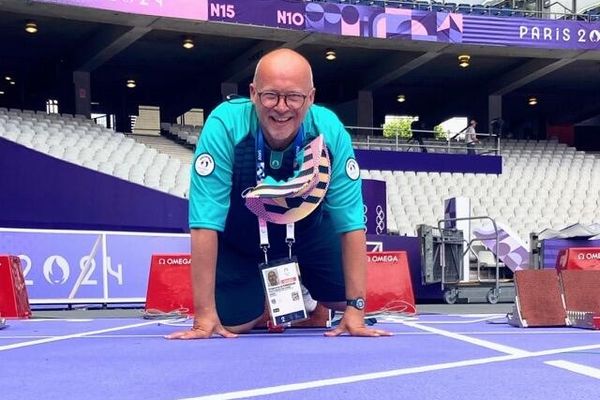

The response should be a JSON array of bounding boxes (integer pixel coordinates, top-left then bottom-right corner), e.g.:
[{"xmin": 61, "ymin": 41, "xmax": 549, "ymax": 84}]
[
  {"xmin": 190, "ymin": 228, "xmax": 219, "ymax": 315},
  {"xmin": 340, "ymin": 229, "xmax": 367, "ymax": 301}
]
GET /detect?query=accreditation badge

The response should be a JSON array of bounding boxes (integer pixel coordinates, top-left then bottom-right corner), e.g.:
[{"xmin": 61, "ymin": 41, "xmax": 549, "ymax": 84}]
[{"xmin": 259, "ymin": 257, "xmax": 307, "ymax": 326}]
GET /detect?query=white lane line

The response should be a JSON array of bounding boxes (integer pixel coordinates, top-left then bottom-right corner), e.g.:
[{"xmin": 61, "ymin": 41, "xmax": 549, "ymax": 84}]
[
  {"xmin": 403, "ymin": 320, "xmax": 530, "ymax": 356},
  {"xmin": 0, "ymin": 334, "xmax": 166, "ymax": 339},
  {"xmin": 22, "ymin": 319, "xmax": 94, "ymax": 322},
  {"xmin": 414, "ymin": 316, "xmax": 507, "ymax": 324},
  {"xmin": 0, "ymin": 320, "xmax": 163, "ymax": 351},
  {"xmin": 1, "ymin": 330, "xmax": 596, "ymax": 340},
  {"xmin": 177, "ymin": 343, "xmax": 600, "ymax": 400},
  {"xmin": 545, "ymin": 360, "xmax": 600, "ymax": 380}
]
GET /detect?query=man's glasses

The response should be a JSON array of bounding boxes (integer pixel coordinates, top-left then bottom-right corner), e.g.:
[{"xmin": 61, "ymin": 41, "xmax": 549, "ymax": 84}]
[{"xmin": 257, "ymin": 91, "xmax": 308, "ymax": 110}]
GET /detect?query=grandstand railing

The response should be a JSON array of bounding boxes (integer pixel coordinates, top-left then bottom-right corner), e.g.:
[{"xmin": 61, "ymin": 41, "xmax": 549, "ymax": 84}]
[{"xmin": 345, "ymin": 125, "xmax": 501, "ymax": 155}]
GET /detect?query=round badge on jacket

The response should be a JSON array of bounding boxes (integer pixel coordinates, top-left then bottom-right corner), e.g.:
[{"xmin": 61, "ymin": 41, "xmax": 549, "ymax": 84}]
[
  {"xmin": 194, "ymin": 153, "xmax": 215, "ymax": 176},
  {"xmin": 345, "ymin": 158, "xmax": 360, "ymax": 180}
]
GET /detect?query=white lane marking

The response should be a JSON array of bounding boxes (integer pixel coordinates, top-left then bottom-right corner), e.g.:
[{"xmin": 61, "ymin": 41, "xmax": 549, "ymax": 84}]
[
  {"xmin": 545, "ymin": 360, "xmax": 600, "ymax": 380},
  {"xmin": 0, "ymin": 320, "xmax": 163, "ymax": 351},
  {"xmin": 177, "ymin": 343, "xmax": 600, "ymax": 400},
  {"xmin": 22, "ymin": 319, "xmax": 94, "ymax": 322},
  {"xmin": 403, "ymin": 320, "xmax": 530, "ymax": 356},
  {"xmin": 0, "ymin": 334, "xmax": 166, "ymax": 339},
  {"xmin": 414, "ymin": 316, "xmax": 507, "ymax": 324},
  {"xmin": 1, "ymin": 330, "xmax": 597, "ymax": 340}
]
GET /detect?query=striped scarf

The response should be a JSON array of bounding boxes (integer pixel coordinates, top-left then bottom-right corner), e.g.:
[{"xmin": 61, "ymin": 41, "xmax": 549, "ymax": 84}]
[{"xmin": 243, "ymin": 135, "xmax": 330, "ymax": 224}]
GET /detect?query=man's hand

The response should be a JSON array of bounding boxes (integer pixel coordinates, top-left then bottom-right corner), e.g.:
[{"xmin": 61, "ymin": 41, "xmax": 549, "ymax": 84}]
[
  {"xmin": 324, "ymin": 308, "xmax": 392, "ymax": 337},
  {"xmin": 165, "ymin": 312, "xmax": 238, "ymax": 340}
]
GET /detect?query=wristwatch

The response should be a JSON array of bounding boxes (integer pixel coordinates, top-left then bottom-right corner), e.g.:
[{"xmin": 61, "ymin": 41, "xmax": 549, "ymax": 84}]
[{"xmin": 346, "ymin": 297, "xmax": 365, "ymax": 310}]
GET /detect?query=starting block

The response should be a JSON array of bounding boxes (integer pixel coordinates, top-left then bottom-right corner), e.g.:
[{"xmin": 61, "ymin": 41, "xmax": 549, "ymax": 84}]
[
  {"xmin": 145, "ymin": 254, "xmax": 194, "ymax": 316},
  {"xmin": 365, "ymin": 251, "xmax": 416, "ymax": 315},
  {"xmin": 145, "ymin": 251, "xmax": 416, "ymax": 323},
  {"xmin": 556, "ymin": 247, "xmax": 600, "ymax": 271},
  {"xmin": 508, "ymin": 269, "xmax": 567, "ymax": 328},
  {"xmin": 0, "ymin": 255, "xmax": 31, "ymax": 319},
  {"xmin": 561, "ymin": 270, "xmax": 600, "ymax": 329},
  {"xmin": 509, "ymin": 269, "xmax": 600, "ymax": 329}
]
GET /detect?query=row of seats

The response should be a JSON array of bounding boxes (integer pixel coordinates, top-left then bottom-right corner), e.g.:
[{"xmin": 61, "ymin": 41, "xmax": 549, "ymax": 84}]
[
  {"xmin": 160, "ymin": 123, "xmax": 201, "ymax": 146},
  {"xmin": 367, "ymin": 140, "xmax": 600, "ymax": 243},
  {"xmin": 0, "ymin": 110, "xmax": 192, "ymax": 198}
]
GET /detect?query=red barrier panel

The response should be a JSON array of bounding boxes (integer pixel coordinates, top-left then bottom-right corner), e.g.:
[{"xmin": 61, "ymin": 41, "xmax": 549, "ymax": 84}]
[
  {"xmin": 145, "ymin": 254, "xmax": 194, "ymax": 315},
  {"xmin": 366, "ymin": 251, "xmax": 415, "ymax": 315},
  {"xmin": 145, "ymin": 251, "xmax": 416, "ymax": 317},
  {"xmin": 556, "ymin": 247, "xmax": 600, "ymax": 271},
  {"xmin": 0, "ymin": 255, "xmax": 31, "ymax": 318}
]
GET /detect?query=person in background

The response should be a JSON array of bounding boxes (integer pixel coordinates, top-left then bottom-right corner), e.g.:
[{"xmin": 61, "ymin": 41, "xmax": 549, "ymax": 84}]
[
  {"xmin": 465, "ymin": 119, "xmax": 478, "ymax": 155},
  {"xmin": 410, "ymin": 121, "xmax": 428, "ymax": 153}
]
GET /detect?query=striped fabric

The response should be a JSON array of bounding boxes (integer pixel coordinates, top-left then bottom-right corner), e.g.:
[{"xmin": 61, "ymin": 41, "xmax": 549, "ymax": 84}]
[{"xmin": 244, "ymin": 135, "xmax": 331, "ymax": 224}]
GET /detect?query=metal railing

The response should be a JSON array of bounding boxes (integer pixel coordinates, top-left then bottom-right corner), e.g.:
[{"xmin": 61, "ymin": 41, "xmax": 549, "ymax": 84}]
[{"xmin": 344, "ymin": 125, "xmax": 501, "ymax": 155}]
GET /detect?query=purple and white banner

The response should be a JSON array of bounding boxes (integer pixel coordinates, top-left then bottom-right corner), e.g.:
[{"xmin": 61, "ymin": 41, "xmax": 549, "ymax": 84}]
[
  {"xmin": 362, "ymin": 179, "xmax": 387, "ymax": 235},
  {"xmin": 1, "ymin": 228, "xmax": 189, "ymax": 304},
  {"xmin": 473, "ymin": 222, "xmax": 530, "ymax": 271},
  {"xmin": 207, "ymin": 0, "xmax": 305, "ymax": 29},
  {"xmin": 35, "ymin": 0, "xmax": 600, "ymax": 50},
  {"xmin": 35, "ymin": 0, "xmax": 208, "ymax": 20}
]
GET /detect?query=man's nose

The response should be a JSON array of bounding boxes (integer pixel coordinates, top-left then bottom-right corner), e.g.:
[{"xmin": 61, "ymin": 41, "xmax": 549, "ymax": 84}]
[{"xmin": 273, "ymin": 95, "xmax": 289, "ymax": 111}]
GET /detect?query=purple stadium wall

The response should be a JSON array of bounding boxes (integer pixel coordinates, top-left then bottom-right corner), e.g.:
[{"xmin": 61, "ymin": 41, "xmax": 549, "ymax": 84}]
[
  {"xmin": 0, "ymin": 137, "xmax": 188, "ymax": 232},
  {"xmin": 355, "ymin": 149, "xmax": 502, "ymax": 174}
]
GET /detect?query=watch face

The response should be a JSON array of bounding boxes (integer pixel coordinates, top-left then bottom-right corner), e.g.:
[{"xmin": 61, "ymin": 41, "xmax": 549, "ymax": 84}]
[
  {"xmin": 355, "ymin": 298, "xmax": 365, "ymax": 309},
  {"xmin": 348, "ymin": 297, "xmax": 365, "ymax": 310}
]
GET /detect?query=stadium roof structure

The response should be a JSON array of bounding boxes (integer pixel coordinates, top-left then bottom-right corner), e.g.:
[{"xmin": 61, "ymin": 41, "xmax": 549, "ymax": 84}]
[{"xmin": 1, "ymin": 0, "xmax": 600, "ymax": 128}]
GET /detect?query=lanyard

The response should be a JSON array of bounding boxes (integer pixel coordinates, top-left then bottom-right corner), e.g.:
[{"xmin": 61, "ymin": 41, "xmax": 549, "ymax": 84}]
[{"xmin": 256, "ymin": 126, "xmax": 304, "ymax": 263}]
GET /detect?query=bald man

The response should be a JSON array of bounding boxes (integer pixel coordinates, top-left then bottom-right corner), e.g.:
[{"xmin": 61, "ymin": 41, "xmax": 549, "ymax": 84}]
[{"xmin": 167, "ymin": 49, "xmax": 390, "ymax": 339}]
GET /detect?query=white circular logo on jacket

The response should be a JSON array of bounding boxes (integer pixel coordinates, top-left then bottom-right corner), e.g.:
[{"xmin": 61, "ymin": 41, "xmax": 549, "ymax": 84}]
[
  {"xmin": 345, "ymin": 158, "xmax": 360, "ymax": 180},
  {"xmin": 194, "ymin": 153, "xmax": 215, "ymax": 176}
]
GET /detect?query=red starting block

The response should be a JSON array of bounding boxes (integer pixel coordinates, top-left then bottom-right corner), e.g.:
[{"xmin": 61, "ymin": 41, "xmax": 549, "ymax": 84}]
[
  {"xmin": 0, "ymin": 255, "xmax": 31, "ymax": 318},
  {"xmin": 145, "ymin": 251, "xmax": 416, "ymax": 320},
  {"xmin": 556, "ymin": 247, "xmax": 600, "ymax": 271},
  {"xmin": 145, "ymin": 254, "xmax": 194, "ymax": 315},
  {"xmin": 365, "ymin": 251, "xmax": 416, "ymax": 315}
]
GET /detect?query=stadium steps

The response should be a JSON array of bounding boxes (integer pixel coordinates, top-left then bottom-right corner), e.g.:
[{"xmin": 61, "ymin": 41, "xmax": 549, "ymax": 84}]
[{"xmin": 129, "ymin": 134, "xmax": 194, "ymax": 166}]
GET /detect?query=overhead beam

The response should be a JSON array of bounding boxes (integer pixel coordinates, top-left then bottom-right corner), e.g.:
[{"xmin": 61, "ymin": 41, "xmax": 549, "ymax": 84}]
[
  {"xmin": 488, "ymin": 52, "xmax": 587, "ymax": 95},
  {"xmin": 361, "ymin": 48, "xmax": 448, "ymax": 91},
  {"xmin": 488, "ymin": 59, "xmax": 572, "ymax": 96},
  {"xmin": 73, "ymin": 25, "xmax": 154, "ymax": 72}
]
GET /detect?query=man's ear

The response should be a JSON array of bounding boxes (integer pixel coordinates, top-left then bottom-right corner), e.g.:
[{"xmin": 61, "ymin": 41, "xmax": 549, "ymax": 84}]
[
  {"xmin": 308, "ymin": 88, "xmax": 316, "ymax": 104},
  {"xmin": 249, "ymin": 83, "xmax": 257, "ymax": 102}
]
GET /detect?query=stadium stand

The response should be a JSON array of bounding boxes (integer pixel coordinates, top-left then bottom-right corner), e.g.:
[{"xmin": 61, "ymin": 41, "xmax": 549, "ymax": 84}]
[
  {"xmin": 161, "ymin": 123, "xmax": 202, "ymax": 148},
  {"xmin": 368, "ymin": 139, "xmax": 600, "ymax": 244},
  {"xmin": 2, "ymin": 106, "xmax": 599, "ymax": 245},
  {"xmin": 0, "ymin": 108, "xmax": 192, "ymax": 198}
]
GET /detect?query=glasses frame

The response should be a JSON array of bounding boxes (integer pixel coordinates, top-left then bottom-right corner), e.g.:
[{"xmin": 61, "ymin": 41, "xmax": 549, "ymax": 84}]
[{"xmin": 257, "ymin": 91, "xmax": 309, "ymax": 110}]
